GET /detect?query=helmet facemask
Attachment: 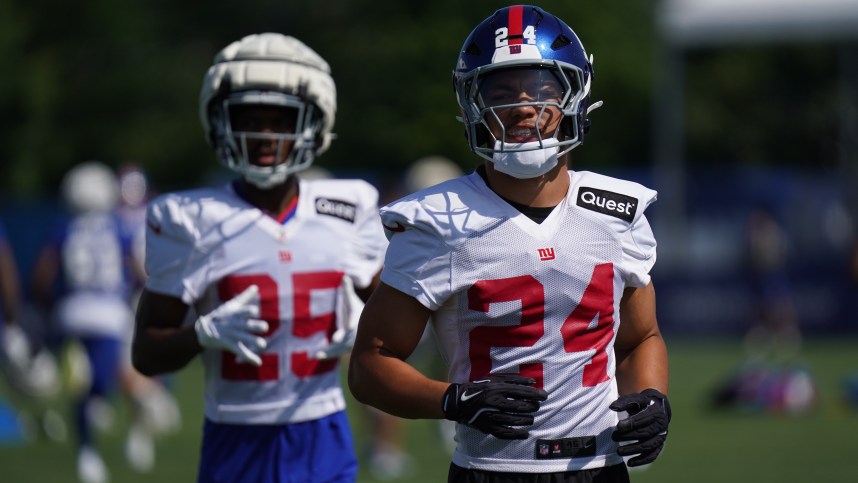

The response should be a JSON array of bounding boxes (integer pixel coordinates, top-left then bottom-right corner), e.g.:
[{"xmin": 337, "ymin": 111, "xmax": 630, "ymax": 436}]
[
  {"xmin": 210, "ymin": 91, "xmax": 323, "ymax": 189},
  {"xmin": 452, "ymin": 5, "xmax": 601, "ymax": 175},
  {"xmin": 457, "ymin": 61, "xmax": 588, "ymax": 163}
]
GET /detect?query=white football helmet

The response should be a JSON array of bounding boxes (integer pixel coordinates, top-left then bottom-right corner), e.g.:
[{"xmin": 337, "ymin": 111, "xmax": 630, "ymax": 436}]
[
  {"xmin": 403, "ymin": 155, "xmax": 463, "ymax": 193},
  {"xmin": 61, "ymin": 161, "xmax": 120, "ymax": 214},
  {"xmin": 199, "ymin": 33, "xmax": 337, "ymax": 188}
]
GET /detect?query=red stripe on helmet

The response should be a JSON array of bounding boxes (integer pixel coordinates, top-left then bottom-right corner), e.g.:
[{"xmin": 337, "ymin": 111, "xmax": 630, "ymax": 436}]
[{"xmin": 508, "ymin": 5, "xmax": 524, "ymax": 45}]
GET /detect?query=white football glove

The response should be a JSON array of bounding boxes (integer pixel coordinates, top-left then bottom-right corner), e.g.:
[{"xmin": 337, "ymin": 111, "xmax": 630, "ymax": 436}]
[
  {"xmin": 194, "ymin": 285, "xmax": 269, "ymax": 366},
  {"xmin": 1, "ymin": 323, "xmax": 31, "ymax": 370},
  {"xmin": 312, "ymin": 276, "xmax": 362, "ymax": 360},
  {"xmin": 0, "ymin": 323, "xmax": 60, "ymax": 398}
]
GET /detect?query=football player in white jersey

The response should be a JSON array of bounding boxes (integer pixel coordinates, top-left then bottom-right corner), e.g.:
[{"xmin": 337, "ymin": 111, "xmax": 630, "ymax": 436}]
[
  {"xmin": 349, "ymin": 6, "xmax": 670, "ymax": 483},
  {"xmin": 131, "ymin": 33, "xmax": 387, "ymax": 483}
]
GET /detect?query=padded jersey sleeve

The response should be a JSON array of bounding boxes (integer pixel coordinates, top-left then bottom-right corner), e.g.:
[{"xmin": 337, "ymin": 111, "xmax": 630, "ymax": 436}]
[
  {"xmin": 622, "ymin": 209, "xmax": 657, "ymax": 288},
  {"xmin": 572, "ymin": 171, "xmax": 658, "ymax": 288},
  {"xmin": 143, "ymin": 193, "xmax": 206, "ymax": 304},
  {"xmin": 618, "ymin": 182, "xmax": 658, "ymax": 288},
  {"xmin": 379, "ymin": 198, "xmax": 453, "ymax": 311}
]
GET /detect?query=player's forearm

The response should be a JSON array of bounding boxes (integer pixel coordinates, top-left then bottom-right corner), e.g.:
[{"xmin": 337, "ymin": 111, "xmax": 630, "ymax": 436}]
[
  {"xmin": 0, "ymin": 279, "xmax": 20, "ymax": 323},
  {"xmin": 132, "ymin": 325, "xmax": 202, "ymax": 376},
  {"xmin": 348, "ymin": 351, "xmax": 448, "ymax": 419},
  {"xmin": 615, "ymin": 333, "xmax": 669, "ymax": 395},
  {"xmin": 0, "ymin": 247, "xmax": 21, "ymax": 322}
]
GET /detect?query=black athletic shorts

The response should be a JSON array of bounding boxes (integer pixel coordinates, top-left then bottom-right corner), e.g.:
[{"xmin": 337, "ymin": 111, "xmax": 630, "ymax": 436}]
[{"xmin": 448, "ymin": 463, "xmax": 630, "ymax": 483}]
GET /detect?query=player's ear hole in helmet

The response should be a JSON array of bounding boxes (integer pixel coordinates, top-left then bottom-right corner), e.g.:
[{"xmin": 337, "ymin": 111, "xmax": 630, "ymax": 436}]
[{"xmin": 199, "ymin": 33, "xmax": 337, "ymax": 189}]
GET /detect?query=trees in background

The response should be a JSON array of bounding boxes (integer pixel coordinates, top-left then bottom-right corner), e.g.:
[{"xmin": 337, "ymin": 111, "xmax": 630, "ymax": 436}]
[{"xmin": 0, "ymin": 0, "xmax": 844, "ymax": 197}]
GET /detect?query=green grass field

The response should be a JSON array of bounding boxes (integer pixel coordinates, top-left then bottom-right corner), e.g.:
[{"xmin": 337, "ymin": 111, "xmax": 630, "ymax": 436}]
[{"xmin": 1, "ymin": 337, "xmax": 856, "ymax": 482}]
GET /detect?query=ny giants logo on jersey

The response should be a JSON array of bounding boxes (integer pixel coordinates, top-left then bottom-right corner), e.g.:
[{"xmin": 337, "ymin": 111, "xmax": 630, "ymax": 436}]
[
  {"xmin": 537, "ymin": 247, "xmax": 555, "ymax": 261},
  {"xmin": 576, "ymin": 187, "xmax": 637, "ymax": 223},
  {"xmin": 314, "ymin": 197, "xmax": 356, "ymax": 223},
  {"xmin": 278, "ymin": 251, "xmax": 292, "ymax": 263}
]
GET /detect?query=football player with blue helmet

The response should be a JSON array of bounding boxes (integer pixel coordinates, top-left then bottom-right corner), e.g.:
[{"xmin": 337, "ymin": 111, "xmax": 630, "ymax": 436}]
[{"xmin": 350, "ymin": 6, "xmax": 670, "ymax": 482}]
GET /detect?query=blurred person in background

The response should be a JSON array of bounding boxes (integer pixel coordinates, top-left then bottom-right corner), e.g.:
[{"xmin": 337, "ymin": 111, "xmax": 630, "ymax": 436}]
[
  {"xmin": 116, "ymin": 164, "xmax": 152, "ymax": 288},
  {"xmin": 0, "ymin": 217, "xmax": 64, "ymax": 443},
  {"xmin": 743, "ymin": 206, "xmax": 802, "ymax": 360},
  {"xmin": 30, "ymin": 161, "xmax": 143, "ymax": 483},
  {"xmin": 0, "ymin": 217, "xmax": 27, "ymax": 390},
  {"xmin": 350, "ymin": 5, "xmax": 670, "ymax": 483},
  {"xmin": 0, "ymin": 216, "xmax": 21, "ymax": 434},
  {"xmin": 709, "ymin": 205, "xmax": 817, "ymax": 415},
  {"xmin": 131, "ymin": 33, "xmax": 387, "ymax": 483},
  {"xmin": 0, "ymin": 219, "xmax": 22, "ymax": 335},
  {"xmin": 1, "ymin": 217, "xmax": 59, "ymax": 438}
]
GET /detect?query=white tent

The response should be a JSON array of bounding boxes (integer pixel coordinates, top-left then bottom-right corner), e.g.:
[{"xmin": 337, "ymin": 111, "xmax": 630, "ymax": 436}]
[
  {"xmin": 653, "ymin": 0, "xmax": 858, "ymax": 243},
  {"xmin": 660, "ymin": 0, "xmax": 858, "ymax": 46}
]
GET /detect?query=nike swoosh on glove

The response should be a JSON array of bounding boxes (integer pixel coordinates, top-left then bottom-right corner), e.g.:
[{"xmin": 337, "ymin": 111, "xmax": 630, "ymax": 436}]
[
  {"xmin": 442, "ymin": 373, "xmax": 548, "ymax": 440},
  {"xmin": 194, "ymin": 285, "xmax": 269, "ymax": 366},
  {"xmin": 610, "ymin": 388, "xmax": 672, "ymax": 467}
]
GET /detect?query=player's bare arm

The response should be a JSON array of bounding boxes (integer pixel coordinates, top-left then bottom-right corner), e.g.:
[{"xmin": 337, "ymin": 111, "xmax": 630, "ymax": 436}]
[
  {"xmin": 0, "ymin": 237, "xmax": 22, "ymax": 323},
  {"xmin": 132, "ymin": 289, "xmax": 200, "ymax": 376},
  {"xmin": 134, "ymin": 285, "xmax": 268, "ymax": 375},
  {"xmin": 29, "ymin": 246, "xmax": 59, "ymax": 312},
  {"xmin": 611, "ymin": 282, "xmax": 672, "ymax": 467},
  {"xmin": 614, "ymin": 282, "xmax": 669, "ymax": 395},
  {"xmin": 348, "ymin": 282, "xmax": 448, "ymax": 419},
  {"xmin": 354, "ymin": 270, "xmax": 382, "ymax": 303}
]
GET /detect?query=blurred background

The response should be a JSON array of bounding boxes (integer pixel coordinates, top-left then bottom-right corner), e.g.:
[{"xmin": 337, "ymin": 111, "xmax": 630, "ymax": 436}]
[{"xmin": 1, "ymin": 0, "xmax": 857, "ymax": 482}]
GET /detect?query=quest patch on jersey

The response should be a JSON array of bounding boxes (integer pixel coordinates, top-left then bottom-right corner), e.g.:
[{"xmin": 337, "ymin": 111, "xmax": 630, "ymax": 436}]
[
  {"xmin": 576, "ymin": 187, "xmax": 637, "ymax": 222},
  {"xmin": 314, "ymin": 197, "xmax": 356, "ymax": 223}
]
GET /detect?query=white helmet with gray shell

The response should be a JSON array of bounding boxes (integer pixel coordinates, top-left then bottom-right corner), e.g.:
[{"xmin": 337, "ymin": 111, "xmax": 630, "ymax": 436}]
[{"xmin": 199, "ymin": 33, "xmax": 337, "ymax": 188}]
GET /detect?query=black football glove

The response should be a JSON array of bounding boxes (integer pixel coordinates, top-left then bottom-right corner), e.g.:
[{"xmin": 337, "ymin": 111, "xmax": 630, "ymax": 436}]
[
  {"xmin": 442, "ymin": 373, "xmax": 548, "ymax": 440},
  {"xmin": 610, "ymin": 388, "xmax": 672, "ymax": 467}
]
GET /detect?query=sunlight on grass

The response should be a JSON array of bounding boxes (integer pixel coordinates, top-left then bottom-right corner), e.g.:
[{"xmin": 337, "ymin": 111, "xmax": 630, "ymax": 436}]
[{"xmin": 0, "ymin": 337, "xmax": 855, "ymax": 482}]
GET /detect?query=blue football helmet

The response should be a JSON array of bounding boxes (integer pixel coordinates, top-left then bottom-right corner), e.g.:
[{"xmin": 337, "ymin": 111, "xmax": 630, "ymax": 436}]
[{"xmin": 453, "ymin": 5, "xmax": 600, "ymax": 162}]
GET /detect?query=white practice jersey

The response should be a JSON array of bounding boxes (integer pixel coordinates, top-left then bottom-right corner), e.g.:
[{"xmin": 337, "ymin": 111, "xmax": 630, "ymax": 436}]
[
  {"xmin": 380, "ymin": 170, "xmax": 657, "ymax": 472},
  {"xmin": 145, "ymin": 179, "xmax": 387, "ymax": 425},
  {"xmin": 54, "ymin": 212, "xmax": 135, "ymax": 338}
]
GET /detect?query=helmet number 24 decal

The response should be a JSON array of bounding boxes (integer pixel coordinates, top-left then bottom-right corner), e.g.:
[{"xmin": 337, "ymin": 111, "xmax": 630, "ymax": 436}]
[{"xmin": 495, "ymin": 26, "xmax": 536, "ymax": 48}]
